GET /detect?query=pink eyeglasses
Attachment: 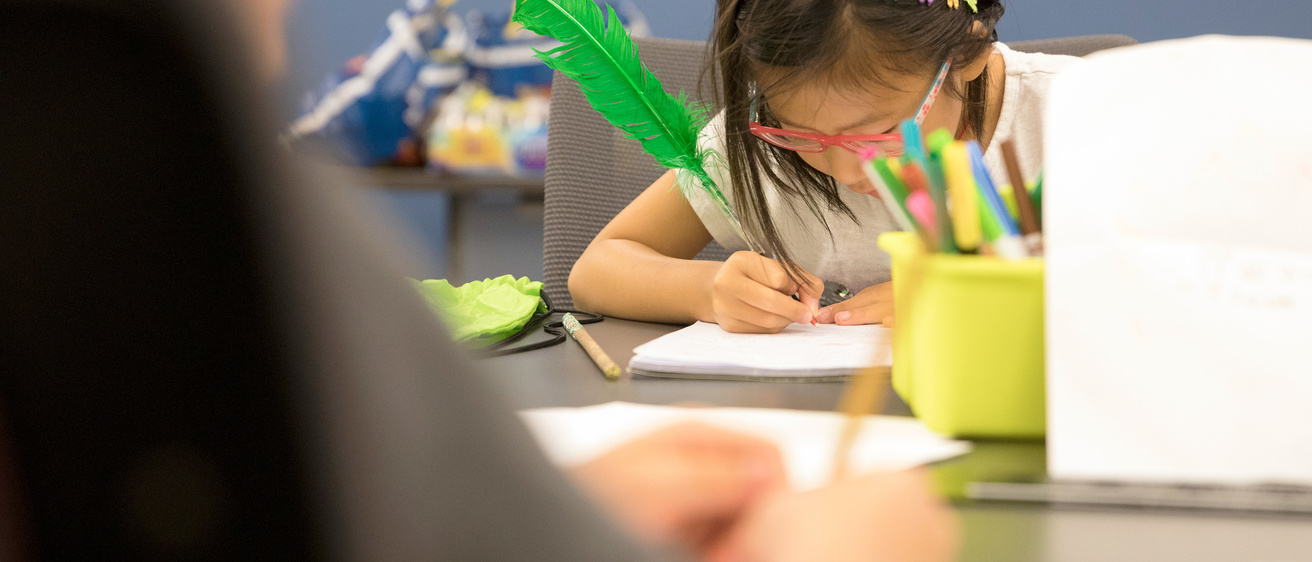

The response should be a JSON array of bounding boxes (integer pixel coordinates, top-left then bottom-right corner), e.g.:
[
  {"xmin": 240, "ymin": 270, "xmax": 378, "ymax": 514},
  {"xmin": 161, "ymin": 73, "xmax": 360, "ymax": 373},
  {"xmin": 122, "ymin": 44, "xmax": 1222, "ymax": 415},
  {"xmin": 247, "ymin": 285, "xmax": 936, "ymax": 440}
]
[{"xmin": 748, "ymin": 59, "xmax": 953, "ymax": 156}]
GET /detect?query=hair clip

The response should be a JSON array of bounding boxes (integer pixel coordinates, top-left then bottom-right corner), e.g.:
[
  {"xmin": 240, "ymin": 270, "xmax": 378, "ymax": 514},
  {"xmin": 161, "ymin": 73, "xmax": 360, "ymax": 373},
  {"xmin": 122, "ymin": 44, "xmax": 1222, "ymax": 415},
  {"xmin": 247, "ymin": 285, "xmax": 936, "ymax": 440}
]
[
  {"xmin": 933, "ymin": 0, "xmax": 979, "ymax": 12},
  {"xmin": 948, "ymin": 0, "xmax": 980, "ymax": 12}
]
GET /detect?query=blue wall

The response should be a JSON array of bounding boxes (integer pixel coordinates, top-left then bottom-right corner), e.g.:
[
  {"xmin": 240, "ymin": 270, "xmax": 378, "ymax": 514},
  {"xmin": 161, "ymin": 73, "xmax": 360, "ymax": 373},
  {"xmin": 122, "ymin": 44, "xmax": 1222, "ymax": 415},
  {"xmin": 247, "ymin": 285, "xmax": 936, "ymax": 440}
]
[
  {"xmin": 288, "ymin": 0, "xmax": 1312, "ymax": 95},
  {"xmin": 284, "ymin": 0, "xmax": 1312, "ymax": 117},
  {"xmin": 995, "ymin": 0, "xmax": 1312, "ymax": 46}
]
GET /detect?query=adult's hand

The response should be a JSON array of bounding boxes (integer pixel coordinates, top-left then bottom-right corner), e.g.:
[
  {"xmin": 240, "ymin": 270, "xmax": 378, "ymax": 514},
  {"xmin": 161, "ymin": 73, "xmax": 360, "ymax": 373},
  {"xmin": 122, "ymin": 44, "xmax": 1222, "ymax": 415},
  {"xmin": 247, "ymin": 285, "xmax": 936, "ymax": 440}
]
[
  {"xmin": 571, "ymin": 423, "xmax": 788, "ymax": 556},
  {"xmin": 708, "ymin": 470, "xmax": 958, "ymax": 562}
]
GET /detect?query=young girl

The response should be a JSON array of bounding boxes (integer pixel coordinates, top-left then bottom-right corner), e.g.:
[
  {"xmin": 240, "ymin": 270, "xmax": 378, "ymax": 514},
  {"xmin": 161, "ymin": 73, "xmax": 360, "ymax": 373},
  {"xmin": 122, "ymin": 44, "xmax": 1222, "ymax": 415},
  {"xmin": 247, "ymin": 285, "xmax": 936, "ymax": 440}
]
[{"xmin": 570, "ymin": 0, "xmax": 1079, "ymax": 333}]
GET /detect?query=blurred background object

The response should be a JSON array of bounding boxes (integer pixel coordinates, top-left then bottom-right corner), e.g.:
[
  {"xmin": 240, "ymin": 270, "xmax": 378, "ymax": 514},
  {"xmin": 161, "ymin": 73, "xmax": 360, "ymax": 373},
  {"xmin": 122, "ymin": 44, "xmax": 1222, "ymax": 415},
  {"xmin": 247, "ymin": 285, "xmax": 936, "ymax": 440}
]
[
  {"xmin": 282, "ymin": 0, "xmax": 1312, "ymax": 285},
  {"xmin": 286, "ymin": 0, "xmax": 649, "ymax": 283}
]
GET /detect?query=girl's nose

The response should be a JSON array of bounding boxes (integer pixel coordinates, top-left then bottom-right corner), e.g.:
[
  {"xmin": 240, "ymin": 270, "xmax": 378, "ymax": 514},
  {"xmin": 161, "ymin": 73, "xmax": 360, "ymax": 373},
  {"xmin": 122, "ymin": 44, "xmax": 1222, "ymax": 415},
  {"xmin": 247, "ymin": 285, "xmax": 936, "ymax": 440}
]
[{"xmin": 823, "ymin": 146, "xmax": 866, "ymax": 186}]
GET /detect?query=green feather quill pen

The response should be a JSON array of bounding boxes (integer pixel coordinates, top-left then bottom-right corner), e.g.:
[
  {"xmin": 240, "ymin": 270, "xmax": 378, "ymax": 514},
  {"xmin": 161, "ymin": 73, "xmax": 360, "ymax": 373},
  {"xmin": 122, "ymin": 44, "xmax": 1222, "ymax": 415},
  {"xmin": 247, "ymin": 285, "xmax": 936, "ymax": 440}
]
[{"xmin": 511, "ymin": 0, "xmax": 751, "ymax": 245}]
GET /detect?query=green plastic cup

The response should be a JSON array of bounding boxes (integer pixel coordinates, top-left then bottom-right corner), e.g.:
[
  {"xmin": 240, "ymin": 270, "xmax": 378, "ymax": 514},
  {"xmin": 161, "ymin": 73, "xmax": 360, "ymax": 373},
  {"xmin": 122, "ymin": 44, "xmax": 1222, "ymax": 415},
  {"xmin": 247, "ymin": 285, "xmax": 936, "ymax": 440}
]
[{"xmin": 879, "ymin": 232, "xmax": 1046, "ymax": 439}]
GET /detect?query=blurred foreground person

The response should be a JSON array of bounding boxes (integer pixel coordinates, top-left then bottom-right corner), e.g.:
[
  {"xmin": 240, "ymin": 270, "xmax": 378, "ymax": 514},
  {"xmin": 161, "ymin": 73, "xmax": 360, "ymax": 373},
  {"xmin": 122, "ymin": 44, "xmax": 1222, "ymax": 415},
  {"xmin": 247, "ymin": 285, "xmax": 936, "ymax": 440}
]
[{"xmin": 0, "ymin": 0, "xmax": 956, "ymax": 560}]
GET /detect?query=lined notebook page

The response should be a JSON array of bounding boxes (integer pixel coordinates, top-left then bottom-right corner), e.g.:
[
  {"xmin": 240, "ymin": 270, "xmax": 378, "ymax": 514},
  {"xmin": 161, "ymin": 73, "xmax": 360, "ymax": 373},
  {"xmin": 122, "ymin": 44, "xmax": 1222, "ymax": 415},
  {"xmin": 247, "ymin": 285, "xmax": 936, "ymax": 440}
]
[{"xmin": 629, "ymin": 321, "xmax": 891, "ymax": 378}]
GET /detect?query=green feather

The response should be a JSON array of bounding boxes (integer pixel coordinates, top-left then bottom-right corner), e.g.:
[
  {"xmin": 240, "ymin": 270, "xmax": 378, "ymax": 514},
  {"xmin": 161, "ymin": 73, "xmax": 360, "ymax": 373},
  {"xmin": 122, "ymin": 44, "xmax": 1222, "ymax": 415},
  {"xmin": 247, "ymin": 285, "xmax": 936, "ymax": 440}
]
[{"xmin": 511, "ymin": 0, "xmax": 738, "ymax": 225}]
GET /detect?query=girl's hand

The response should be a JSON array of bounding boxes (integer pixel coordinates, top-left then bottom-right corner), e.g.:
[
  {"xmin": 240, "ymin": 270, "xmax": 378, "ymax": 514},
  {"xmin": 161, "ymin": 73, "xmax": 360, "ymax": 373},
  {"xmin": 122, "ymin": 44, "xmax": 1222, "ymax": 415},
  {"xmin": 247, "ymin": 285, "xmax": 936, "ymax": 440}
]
[
  {"xmin": 815, "ymin": 282, "xmax": 894, "ymax": 326},
  {"xmin": 707, "ymin": 251, "xmax": 823, "ymax": 333}
]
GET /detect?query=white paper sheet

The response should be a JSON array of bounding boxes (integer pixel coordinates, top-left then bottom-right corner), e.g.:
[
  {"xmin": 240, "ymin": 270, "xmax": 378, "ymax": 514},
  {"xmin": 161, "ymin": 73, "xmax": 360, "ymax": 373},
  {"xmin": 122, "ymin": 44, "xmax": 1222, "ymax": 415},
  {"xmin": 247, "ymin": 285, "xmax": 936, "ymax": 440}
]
[
  {"xmin": 629, "ymin": 321, "xmax": 891, "ymax": 378},
  {"xmin": 1044, "ymin": 36, "xmax": 1312, "ymax": 485},
  {"xmin": 520, "ymin": 401, "xmax": 969, "ymax": 491}
]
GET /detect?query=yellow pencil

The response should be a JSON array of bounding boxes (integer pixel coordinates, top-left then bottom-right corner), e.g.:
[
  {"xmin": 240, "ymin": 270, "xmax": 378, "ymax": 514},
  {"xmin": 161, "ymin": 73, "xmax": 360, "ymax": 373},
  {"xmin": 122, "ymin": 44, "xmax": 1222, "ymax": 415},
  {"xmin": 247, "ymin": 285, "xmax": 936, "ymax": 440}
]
[
  {"xmin": 562, "ymin": 313, "xmax": 621, "ymax": 380},
  {"xmin": 831, "ymin": 364, "xmax": 892, "ymax": 481}
]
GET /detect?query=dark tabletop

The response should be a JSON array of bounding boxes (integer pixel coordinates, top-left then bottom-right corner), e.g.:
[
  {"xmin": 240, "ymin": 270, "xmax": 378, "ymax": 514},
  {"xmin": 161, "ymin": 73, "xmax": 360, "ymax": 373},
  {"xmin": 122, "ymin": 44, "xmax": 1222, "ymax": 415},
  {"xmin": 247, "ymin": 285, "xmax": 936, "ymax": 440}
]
[{"xmin": 478, "ymin": 318, "xmax": 1312, "ymax": 562}]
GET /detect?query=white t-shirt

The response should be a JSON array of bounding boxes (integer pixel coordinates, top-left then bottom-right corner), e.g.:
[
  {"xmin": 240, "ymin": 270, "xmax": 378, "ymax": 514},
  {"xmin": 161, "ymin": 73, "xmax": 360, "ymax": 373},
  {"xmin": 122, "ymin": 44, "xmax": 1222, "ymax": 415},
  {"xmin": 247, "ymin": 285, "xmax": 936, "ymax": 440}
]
[{"xmin": 685, "ymin": 42, "xmax": 1081, "ymax": 292}]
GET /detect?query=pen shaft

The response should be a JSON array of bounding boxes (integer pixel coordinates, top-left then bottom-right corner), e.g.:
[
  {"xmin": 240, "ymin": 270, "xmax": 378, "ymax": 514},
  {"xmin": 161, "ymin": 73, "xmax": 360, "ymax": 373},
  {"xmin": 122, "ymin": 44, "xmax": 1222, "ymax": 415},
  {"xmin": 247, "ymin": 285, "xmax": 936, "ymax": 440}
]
[{"xmin": 832, "ymin": 365, "xmax": 891, "ymax": 482}]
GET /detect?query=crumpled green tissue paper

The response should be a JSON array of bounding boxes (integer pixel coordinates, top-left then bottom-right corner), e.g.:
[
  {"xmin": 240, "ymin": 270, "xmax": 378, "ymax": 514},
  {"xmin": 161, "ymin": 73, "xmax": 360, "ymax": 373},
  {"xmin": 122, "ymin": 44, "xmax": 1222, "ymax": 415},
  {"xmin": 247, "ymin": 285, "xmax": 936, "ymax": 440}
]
[{"xmin": 413, "ymin": 275, "xmax": 547, "ymax": 347}]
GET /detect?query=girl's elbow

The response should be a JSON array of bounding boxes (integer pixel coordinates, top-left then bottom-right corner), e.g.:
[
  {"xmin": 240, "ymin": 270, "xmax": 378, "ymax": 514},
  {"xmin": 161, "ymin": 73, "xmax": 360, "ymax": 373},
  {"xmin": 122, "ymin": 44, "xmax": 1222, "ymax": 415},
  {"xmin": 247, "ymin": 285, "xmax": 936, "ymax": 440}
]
[{"xmin": 568, "ymin": 254, "xmax": 597, "ymax": 310}]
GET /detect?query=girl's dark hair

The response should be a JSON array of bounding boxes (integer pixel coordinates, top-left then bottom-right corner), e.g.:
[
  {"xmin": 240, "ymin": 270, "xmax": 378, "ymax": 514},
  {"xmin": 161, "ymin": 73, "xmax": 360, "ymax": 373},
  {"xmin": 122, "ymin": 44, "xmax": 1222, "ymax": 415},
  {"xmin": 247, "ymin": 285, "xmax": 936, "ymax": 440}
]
[{"xmin": 706, "ymin": 0, "xmax": 1004, "ymax": 279}]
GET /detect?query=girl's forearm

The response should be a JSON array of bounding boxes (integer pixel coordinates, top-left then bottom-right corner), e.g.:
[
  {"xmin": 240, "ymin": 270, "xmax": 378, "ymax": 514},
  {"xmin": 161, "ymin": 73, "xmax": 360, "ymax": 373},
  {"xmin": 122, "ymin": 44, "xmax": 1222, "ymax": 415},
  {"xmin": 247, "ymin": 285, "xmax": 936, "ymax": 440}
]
[{"xmin": 569, "ymin": 238, "xmax": 721, "ymax": 324}]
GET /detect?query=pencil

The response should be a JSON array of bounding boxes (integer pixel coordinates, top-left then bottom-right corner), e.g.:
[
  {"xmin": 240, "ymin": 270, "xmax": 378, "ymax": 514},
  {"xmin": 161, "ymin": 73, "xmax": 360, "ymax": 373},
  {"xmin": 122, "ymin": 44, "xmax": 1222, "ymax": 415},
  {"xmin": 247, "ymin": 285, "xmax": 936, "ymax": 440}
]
[
  {"xmin": 562, "ymin": 313, "xmax": 621, "ymax": 380},
  {"xmin": 831, "ymin": 364, "xmax": 892, "ymax": 481},
  {"xmin": 999, "ymin": 139, "xmax": 1043, "ymax": 255}
]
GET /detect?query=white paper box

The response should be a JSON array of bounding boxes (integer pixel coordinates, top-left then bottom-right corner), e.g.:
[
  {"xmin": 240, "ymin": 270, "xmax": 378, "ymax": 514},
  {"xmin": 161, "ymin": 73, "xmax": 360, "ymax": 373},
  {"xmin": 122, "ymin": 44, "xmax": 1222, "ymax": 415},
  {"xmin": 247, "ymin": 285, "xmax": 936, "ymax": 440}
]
[{"xmin": 1045, "ymin": 36, "xmax": 1312, "ymax": 485}]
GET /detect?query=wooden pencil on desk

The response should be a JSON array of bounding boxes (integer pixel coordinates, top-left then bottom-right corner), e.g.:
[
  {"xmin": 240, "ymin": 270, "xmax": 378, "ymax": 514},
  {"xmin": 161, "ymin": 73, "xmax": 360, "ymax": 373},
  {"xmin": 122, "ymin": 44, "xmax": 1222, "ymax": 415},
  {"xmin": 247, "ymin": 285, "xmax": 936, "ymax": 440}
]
[{"xmin": 562, "ymin": 313, "xmax": 621, "ymax": 380}]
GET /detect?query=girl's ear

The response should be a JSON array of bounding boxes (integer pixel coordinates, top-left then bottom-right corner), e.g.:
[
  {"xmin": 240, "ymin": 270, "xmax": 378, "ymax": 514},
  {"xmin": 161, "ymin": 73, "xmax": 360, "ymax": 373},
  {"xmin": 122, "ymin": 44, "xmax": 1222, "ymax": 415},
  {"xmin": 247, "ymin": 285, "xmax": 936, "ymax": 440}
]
[
  {"xmin": 955, "ymin": 21, "xmax": 992, "ymax": 83},
  {"xmin": 956, "ymin": 52, "xmax": 990, "ymax": 82}
]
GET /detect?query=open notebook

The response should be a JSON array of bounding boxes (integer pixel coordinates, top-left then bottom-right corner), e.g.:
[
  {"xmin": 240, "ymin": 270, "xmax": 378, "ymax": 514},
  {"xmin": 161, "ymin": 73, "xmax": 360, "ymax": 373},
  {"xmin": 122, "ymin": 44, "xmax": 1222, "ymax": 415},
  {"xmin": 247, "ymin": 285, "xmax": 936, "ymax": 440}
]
[{"xmin": 628, "ymin": 321, "xmax": 892, "ymax": 381}]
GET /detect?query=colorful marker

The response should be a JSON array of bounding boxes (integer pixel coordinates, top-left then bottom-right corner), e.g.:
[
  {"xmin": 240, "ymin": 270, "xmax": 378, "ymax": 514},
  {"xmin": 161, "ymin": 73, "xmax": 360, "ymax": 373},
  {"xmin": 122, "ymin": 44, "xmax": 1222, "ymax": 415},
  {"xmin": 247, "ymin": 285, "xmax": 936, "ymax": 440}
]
[
  {"xmin": 1031, "ymin": 170, "xmax": 1043, "ymax": 230},
  {"xmin": 922, "ymin": 154, "xmax": 957, "ymax": 254},
  {"xmin": 905, "ymin": 190, "xmax": 938, "ymax": 251},
  {"xmin": 966, "ymin": 141, "xmax": 1027, "ymax": 260},
  {"xmin": 900, "ymin": 118, "xmax": 927, "ymax": 167},
  {"xmin": 978, "ymin": 194, "xmax": 1001, "ymax": 242},
  {"xmin": 925, "ymin": 128, "xmax": 954, "ymax": 158},
  {"xmin": 861, "ymin": 164, "xmax": 918, "ymax": 233},
  {"xmin": 941, "ymin": 141, "xmax": 981, "ymax": 253},
  {"xmin": 872, "ymin": 158, "xmax": 909, "ymax": 205}
]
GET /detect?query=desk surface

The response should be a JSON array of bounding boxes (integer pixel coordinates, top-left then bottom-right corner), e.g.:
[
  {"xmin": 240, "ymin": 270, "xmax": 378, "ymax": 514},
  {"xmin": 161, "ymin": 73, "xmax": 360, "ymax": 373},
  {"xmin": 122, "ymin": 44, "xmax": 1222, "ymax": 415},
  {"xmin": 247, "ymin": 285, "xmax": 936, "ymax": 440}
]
[
  {"xmin": 480, "ymin": 318, "xmax": 1312, "ymax": 562},
  {"xmin": 482, "ymin": 317, "xmax": 908, "ymax": 414}
]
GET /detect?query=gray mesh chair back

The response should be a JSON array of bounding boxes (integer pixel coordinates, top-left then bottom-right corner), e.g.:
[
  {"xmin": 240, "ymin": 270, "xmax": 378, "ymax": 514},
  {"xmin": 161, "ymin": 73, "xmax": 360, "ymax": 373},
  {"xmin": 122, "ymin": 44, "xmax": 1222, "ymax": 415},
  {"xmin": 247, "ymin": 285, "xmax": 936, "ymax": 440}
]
[
  {"xmin": 1009, "ymin": 34, "xmax": 1137, "ymax": 57},
  {"xmin": 542, "ymin": 37, "xmax": 726, "ymax": 308},
  {"xmin": 541, "ymin": 34, "xmax": 1137, "ymax": 308}
]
